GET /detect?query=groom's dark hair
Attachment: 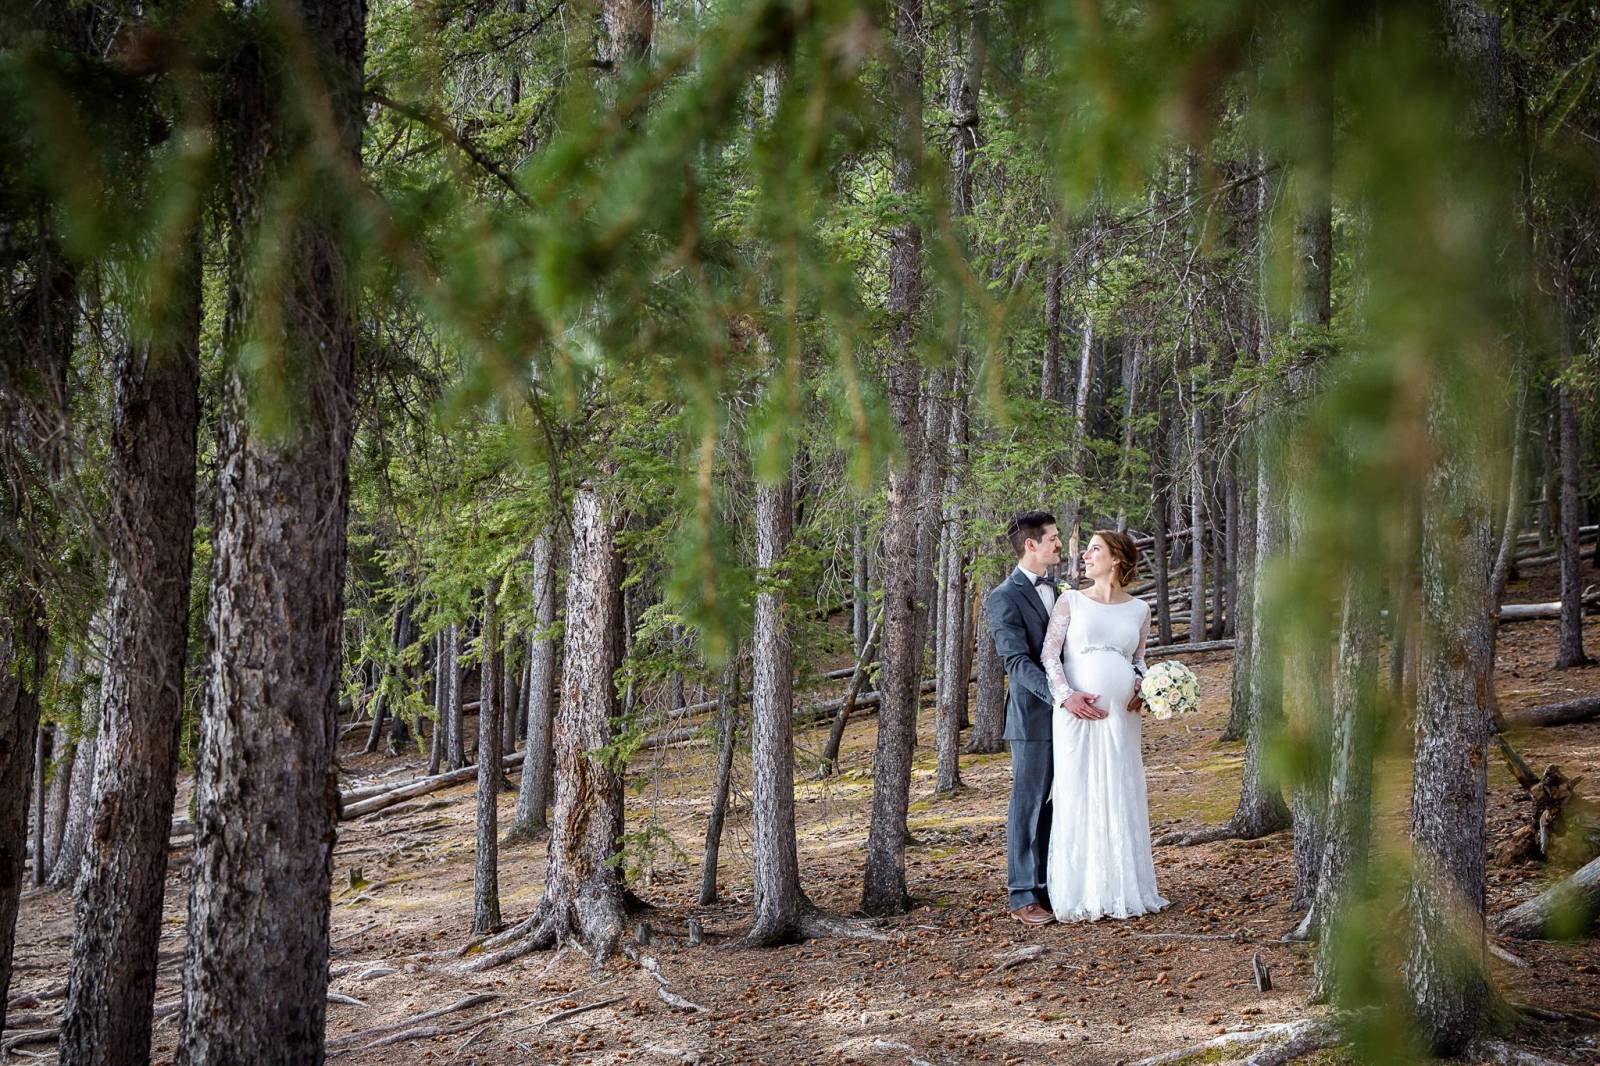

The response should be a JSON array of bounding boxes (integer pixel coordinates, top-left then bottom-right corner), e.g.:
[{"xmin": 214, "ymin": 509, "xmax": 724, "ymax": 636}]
[{"xmin": 1006, "ymin": 510, "xmax": 1057, "ymax": 557}]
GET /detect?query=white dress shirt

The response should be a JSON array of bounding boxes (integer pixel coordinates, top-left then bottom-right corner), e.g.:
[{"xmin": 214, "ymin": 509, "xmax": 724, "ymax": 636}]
[{"xmin": 1015, "ymin": 564, "xmax": 1056, "ymax": 615}]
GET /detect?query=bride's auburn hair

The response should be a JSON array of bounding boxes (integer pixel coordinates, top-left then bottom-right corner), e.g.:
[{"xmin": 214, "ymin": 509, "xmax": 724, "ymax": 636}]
[{"xmin": 1094, "ymin": 529, "xmax": 1139, "ymax": 587}]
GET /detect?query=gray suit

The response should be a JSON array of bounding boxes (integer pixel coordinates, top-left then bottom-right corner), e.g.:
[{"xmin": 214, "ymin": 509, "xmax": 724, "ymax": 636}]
[{"xmin": 987, "ymin": 567, "xmax": 1058, "ymax": 910}]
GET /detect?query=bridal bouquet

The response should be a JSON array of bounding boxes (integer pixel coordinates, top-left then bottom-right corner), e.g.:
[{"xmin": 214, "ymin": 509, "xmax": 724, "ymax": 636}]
[{"xmin": 1139, "ymin": 661, "xmax": 1200, "ymax": 720}]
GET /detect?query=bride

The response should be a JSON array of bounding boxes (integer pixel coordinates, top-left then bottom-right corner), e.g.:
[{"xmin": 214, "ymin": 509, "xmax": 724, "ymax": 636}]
[{"xmin": 1040, "ymin": 529, "xmax": 1169, "ymax": 922}]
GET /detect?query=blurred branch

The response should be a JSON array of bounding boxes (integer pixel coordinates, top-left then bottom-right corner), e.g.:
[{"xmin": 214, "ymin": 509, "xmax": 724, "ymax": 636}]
[{"xmin": 367, "ymin": 90, "xmax": 534, "ymax": 207}]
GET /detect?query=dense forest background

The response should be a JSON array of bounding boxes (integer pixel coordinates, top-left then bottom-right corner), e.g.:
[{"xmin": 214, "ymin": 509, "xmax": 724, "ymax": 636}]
[{"xmin": 3, "ymin": 0, "xmax": 1599, "ymax": 1063}]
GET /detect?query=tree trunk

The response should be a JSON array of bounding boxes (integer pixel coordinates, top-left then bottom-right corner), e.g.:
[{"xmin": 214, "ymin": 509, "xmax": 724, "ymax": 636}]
[
  {"xmin": 509, "ymin": 523, "xmax": 559, "ymax": 842},
  {"xmin": 935, "ymin": 357, "xmax": 973, "ymax": 790},
  {"xmin": 1222, "ymin": 456, "xmax": 1256, "ymax": 742},
  {"xmin": 1403, "ymin": 6, "xmax": 1501, "ymax": 1050},
  {"xmin": 447, "ymin": 623, "xmax": 465, "ymax": 769},
  {"xmin": 747, "ymin": 475, "xmax": 809, "ymax": 944},
  {"xmin": 1188, "ymin": 406, "xmax": 1205, "ymax": 642},
  {"xmin": 61, "ymin": 221, "xmax": 202, "ymax": 1066},
  {"xmin": 1040, "ymin": 259, "xmax": 1064, "ymax": 403},
  {"xmin": 0, "ymin": 597, "xmax": 47, "ymax": 1035},
  {"xmin": 1312, "ymin": 574, "xmax": 1380, "ymax": 1001},
  {"xmin": 45, "ymin": 726, "xmax": 75, "ymax": 875},
  {"xmin": 1152, "ymin": 413, "xmax": 1174, "ymax": 645},
  {"xmin": 178, "ymin": 1, "xmax": 365, "ymax": 1057},
  {"xmin": 1405, "ymin": 445, "xmax": 1494, "ymax": 1051},
  {"xmin": 48, "ymin": 726, "xmax": 96, "ymax": 893},
  {"xmin": 1209, "ymin": 486, "xmax": 1227, "ymax": 640},
  {"xmin": 1116, "ymin": 339, "xmax": 1144, "ymax": 532},
  {"xmin": 427, "ymin": 632, "xmax": 444, "ymax": 776},
  {"xmin": 1229, "ymin": 429, "xmax": 1292, "ymax": 838},
  {"xmin": 368, "ymin": 596, "xmax": 414, "ymax": 756},
  {"xmin": 966, "ymin": 561, "xmax": 1008, "ymax": 755},
  {"xmin": 852, "ymin": 524, "xmax": 870, "ymax": 655},
  {"xmin": 819, "ymin": 615, "xmax": 882, "ymax": 776},
  {"xmin": 474, "ymin": 577, "xmax": 502, "ymax": 935},
  {"xmin": 863, "ymin": 0, "xmax": 926, "ymax": 919},
  {"xmin": 500, "ymin": 628, "xmax": 518, "ymax": 768},
  {"xmin": 1555, "ymin": 303, "xmax": 1588, "ymax": 668},
  {"xmin": 1232, "ymin": 159, "xmax": 1291, "ymax": 838},
  {"xmin": 32, "ymin": 725, "xmax": 50, "ymax": 888},
  {"xmin": 699, "ymin": 654, "xmax": 740, "ymax": 906},
  {"xmin": 525, "ymin": 483, "xmax": 628, "ymax": 960},
  {"xmin": 1489, "ymin": 377, "xmax": 1526, "ymax": 603}
]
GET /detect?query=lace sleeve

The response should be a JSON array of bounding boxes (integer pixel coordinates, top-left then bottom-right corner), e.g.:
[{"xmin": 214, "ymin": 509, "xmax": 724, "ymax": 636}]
[
  {"xmin": 1132, "ymin": 602, "xmax": 1151, "ymax": 678},
  {"xmin": 1041, "ymin": 592, "xmax": 1073, "ymax": 708}
]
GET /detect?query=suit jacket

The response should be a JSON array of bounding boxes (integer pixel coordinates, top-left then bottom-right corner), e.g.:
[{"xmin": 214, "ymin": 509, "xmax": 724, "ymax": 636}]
[{"xmin": 987, "ymin": 568, "xmax": 1058, "ymax": 742}]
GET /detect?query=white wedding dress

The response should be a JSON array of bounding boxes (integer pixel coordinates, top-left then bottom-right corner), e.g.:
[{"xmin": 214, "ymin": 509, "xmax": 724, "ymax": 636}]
[{"xmin": 1040, "ymin": 588, "xmax": 1169, "ymax": 922}]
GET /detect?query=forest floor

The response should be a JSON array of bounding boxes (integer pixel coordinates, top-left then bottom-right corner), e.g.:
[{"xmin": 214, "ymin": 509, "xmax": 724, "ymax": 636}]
[{"xmin": 8, "ymin": 556, "xmax": 1600, "ymax": 1065}]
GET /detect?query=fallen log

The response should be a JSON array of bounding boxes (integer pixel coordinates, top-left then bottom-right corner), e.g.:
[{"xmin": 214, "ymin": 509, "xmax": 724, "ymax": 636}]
[
  {"xmin": 1502, "ymin": 696, "xmax": 1600, "ymax": 729},
  {"xmin": 1495, "ymin": 855, "xmax": 1600, "ymax": 940},
  {"xmin": 1147, "ymin": 639, "xmax": 1235, "ymax": 656},
  {"xmin": 1497, "ymin": 594, "xmax": 1600, "ymax": 622},
  {"xmin": 340, "ymin": 754, "xmax": 524, "ymax": 819}
]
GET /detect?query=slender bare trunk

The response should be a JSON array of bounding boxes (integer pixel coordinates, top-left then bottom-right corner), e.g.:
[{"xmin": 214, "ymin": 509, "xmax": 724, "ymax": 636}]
[
  {"xmin": 509, "ymin": 524, "xmax": 558, "ymax": 842},
  {"xmin": 862, "ymin": 0, "xmax": 926, "ymax": 919},
  {"xmin": 747, "ymin": 476, "xmax": 807, "ymax": 943},
  {"xmin": 699, "ymin": 654, "xmax": 740, "ymax": 905},
  {"xmin": 474, "ymin": 578, "xmax": 502, "ymax": 935}
]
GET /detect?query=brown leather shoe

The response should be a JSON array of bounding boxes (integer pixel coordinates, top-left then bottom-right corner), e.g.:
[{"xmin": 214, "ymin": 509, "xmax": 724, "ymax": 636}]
[{"xmin": 1009, "ymin": 903, "xmax": 1054, "ymax": 926}]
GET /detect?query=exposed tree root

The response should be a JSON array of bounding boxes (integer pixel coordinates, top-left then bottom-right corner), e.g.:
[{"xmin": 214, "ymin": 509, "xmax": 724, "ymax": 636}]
[
  {"xmin": 734, "ymin": 900, "xmax": 893, "ymax": 949},
  {"xmin": 1129, "ymin": 1019, "xmax": 1333, "ymax": 1066},
  {"xmin": 1467, "ymin": 1038, "xmax": 1571, "ymax": 1066},
  {"xmin": 323, "ymin": 993, "xmax": 499, "ymax": 1054},
  {"xmin": 1154, "ymin": 822, "xmax": 1242, "ymax": 847},
  {"xmin": 624, "ymin": 943, "xmax": 709, "ymax": 1013}
]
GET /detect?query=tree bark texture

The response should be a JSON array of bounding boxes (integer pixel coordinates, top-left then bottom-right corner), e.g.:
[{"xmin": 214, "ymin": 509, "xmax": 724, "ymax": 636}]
[
  {"xmin": 1311, "ymin": 575, "xmax": 1380, "ymax": 1002},
  {"xmin": 529, "ymin": 484, "xmax": 627, "ymax": 960},
  {"xmin": 1405, "ymin": 441, "xmax": 1494, "ymax": 1052},
  {"xmin": 1230, "ymin": 440, "xmax": 1291, "ymax": 838},
  {"xmin": 967, "ymin": 561, "xmax": 1007, "ymax": 755},
  {"xmin": 61, "ymin": 223, "xmax": 202, "ymax": 1066},
  {"xmin": 427, "ymin": 631, "xmax": 444, "ymax": 776},
  {"xmin": 1222, "ymin": 459, "xmax": 1256, "ymax": 742},
  {"xmin": 747, "ymin": 477, "xmax": 808, "ymax": 943},
  {"xmin": 474, "ymin": 578, "xmax": 502, "ymax": 935},
  {"xmin": 0, "ymin": 596, "xmax": 47, "ymax": 1036},
  {"xmin": 862, "ymin": 0, "xmax": 925, "ymax": 919},
  {"xmin": 447, "ymin": 623, "xmax": 465, "ymax": 769},
  {"xmin": 510, "ymin": 523, "xmax": 559, "ymax": 841},
  {"xmin": 178, "ymin": 1, "xmax": 366, "ymax": 1059},
  {"xmin": 1403, "ymin": 5, "xmax": 1502, "ymax": 1050},
  {"xmin": 1041, "ymin": 261, "xmax": 1064, "ymax": 404},
  {"xmin": 1555, "ymin": 318, "xmax": 1588, "ymax": 668},
  {"xmin": 699, "ymin": 654, "xmax": 741, "ymax": 906}
]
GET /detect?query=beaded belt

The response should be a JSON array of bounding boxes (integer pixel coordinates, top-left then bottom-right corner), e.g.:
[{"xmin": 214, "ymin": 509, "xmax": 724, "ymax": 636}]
[{"xmin": 1075, "ymin": 644, "xmax": 1126, "ymax": 657}]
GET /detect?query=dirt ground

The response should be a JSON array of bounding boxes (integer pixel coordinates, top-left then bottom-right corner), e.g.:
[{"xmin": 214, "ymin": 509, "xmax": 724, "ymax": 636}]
[{"xmin": 8, "ymin": 554, "xmax": 1600, "ymax": 1065}]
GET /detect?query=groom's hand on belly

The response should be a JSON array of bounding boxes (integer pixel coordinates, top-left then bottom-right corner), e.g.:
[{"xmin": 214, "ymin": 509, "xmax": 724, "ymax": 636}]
[{"xmin": 1062, "ymin": 691, "xmax": 1107, "ymax": 720}]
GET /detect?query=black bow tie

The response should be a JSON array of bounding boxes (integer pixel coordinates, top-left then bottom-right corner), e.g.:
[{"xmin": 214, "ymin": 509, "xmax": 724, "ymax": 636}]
[{"xmin": 1032, "ymin": 574, "xmax": 1057, "ymax": 590}]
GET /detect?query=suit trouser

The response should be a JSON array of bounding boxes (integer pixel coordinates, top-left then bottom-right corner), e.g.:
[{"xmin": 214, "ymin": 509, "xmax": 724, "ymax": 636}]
[{"xmin": 1007, "ymin": 739, "xmax": 1053, "ymax": 909}]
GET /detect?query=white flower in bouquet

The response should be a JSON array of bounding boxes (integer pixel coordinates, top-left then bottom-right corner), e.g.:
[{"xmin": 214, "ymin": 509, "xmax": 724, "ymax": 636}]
[{"xmin": 1140, "ymin": 660, "xmax": 1200, "ymax": 720}]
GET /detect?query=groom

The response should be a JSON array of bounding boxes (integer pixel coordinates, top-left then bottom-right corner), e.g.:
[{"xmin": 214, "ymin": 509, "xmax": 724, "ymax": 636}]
[{"xmin": 988, "ymin": 510, "xmax": 1103, "ymax": 925}]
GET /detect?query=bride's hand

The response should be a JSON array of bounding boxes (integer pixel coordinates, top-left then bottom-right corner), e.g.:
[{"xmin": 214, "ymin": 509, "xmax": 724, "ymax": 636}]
[
  {"xmin": 1062, "ymin": 691, "xmax": 1107, "ymax": 720},
  {"xmin": 1128, "ymin": 678, "xmax": 1144, "ymax": 713}
]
